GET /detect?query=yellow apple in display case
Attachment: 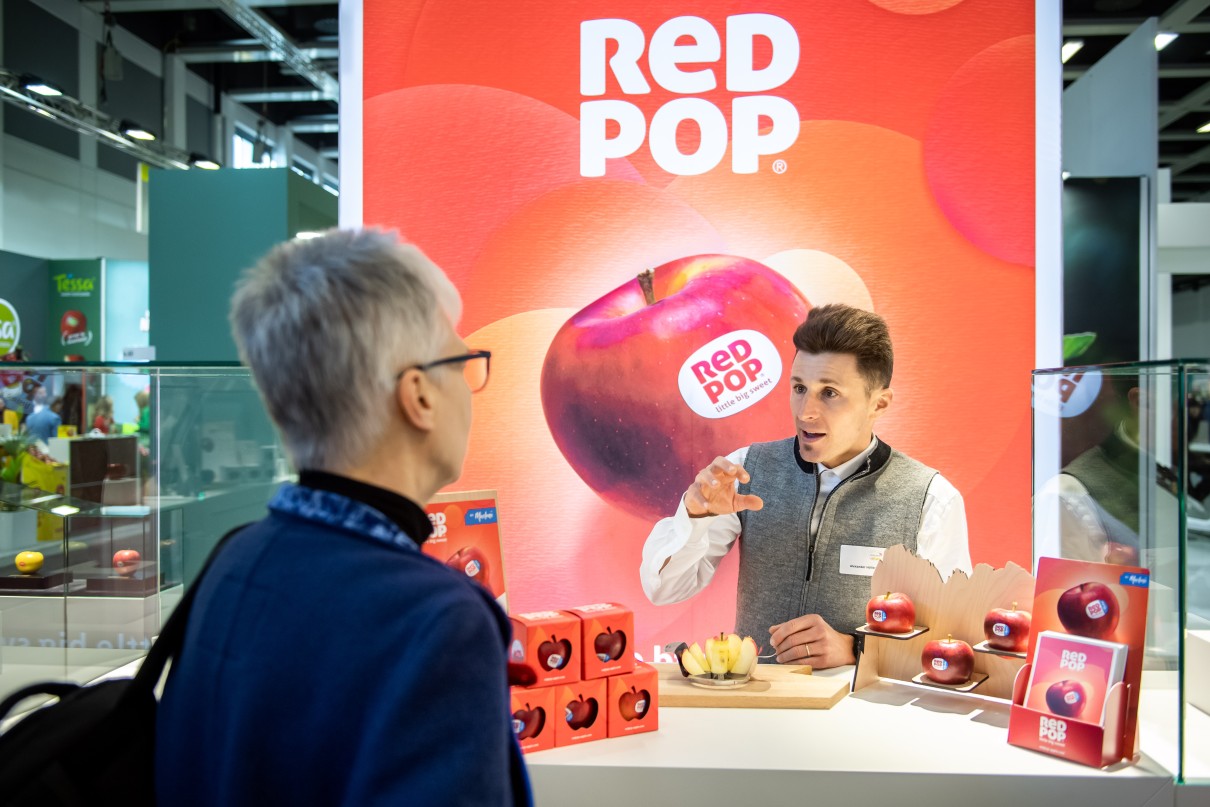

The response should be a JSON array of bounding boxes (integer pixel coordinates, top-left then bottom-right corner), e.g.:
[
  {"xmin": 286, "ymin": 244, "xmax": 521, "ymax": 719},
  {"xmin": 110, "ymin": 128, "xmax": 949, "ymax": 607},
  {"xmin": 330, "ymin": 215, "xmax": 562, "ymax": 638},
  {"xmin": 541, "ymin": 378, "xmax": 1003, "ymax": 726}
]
[{"xmin": 14, "ymin": 551, "xmax": 44, "ymax": 574}]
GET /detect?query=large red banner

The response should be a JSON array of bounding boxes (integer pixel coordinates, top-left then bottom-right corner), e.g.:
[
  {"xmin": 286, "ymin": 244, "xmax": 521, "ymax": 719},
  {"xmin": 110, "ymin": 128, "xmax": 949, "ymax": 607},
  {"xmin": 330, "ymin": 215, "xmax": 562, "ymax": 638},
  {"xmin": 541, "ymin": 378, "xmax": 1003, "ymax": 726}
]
[{"xmin": 360, "ymin": 0, "xmax": 1037, "ymax": 659}]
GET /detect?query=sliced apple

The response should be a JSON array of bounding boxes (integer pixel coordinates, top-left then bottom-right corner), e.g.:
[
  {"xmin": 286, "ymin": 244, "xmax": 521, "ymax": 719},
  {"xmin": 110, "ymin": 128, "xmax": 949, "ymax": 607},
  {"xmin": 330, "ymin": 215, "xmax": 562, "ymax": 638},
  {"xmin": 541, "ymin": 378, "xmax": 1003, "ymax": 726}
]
[
  {"xmin": 725, "ymin": 633, "xmax": 743, "ymax": 668},
  {"xmin": 705, "ymin": 634, "xmax": 731, "ymax": 675},
  {"xmin": 680, "ymin": 648, "xmax": 707, "ymax": 676},
  {"xmin": 687, "ymin": 642, "xmax": 710, "ymax": 673},
  {"xmin": 731, "ymin": 636, "xmax": 758, "ymax": 676}
]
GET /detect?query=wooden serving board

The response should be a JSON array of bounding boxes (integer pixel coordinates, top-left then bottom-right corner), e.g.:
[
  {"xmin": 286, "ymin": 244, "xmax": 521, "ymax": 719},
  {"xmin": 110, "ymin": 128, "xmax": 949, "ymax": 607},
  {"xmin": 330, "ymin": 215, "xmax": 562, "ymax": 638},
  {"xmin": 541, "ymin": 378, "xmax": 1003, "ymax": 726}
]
[{"xmin": 654, "ymin": 663, "xmax": 848, "ymax": 710}]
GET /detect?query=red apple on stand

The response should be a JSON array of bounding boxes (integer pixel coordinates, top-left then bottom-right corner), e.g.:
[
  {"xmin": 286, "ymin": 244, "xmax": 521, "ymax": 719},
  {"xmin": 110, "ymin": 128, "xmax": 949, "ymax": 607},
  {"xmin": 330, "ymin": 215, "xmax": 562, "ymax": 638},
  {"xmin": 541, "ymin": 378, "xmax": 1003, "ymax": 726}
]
[
  {"xmin": 538, "ymin": 636, "xmax": 572, "ymax": 671},
  {"xmin": 594, "ymin": 627, "xmax": 626, "ymax": 662},
  {"xmin": 446, "ymin": 546, "xmax": 490, "ymax": 587},
  {"xmin": 619, "ymin": 687, "xmax": 650, "ymax": 721},
  {"xmin": 512, "ymin": 705, "xmax": 545, "ymax": 740},
  {"xmin": 565, "ymin": 695, "xmax": 599, "ymax": 730},
  {"xmin": 113, "ymin": 549, "xmax": 141, "ymax": 577},
  {"xmin": 541, "ymin": 255, "xmax": 810, "ymax": 521},
  {"xmin": 865, "ymin": 591, "xmax": 916, "ymax": 634},
  {"xmin": 983, "ymin": 601, "xmax": 1032, "ymax": 652},
  {"xmin": 1045, "ymin": 680, "xmax": 1088, "ymax": 718},
  {"xmin": 1057, "ymin": 581, "xmax": 1120, "ymax": 639},
  {"xmin": 921, "ymin": 635, "xmax": 975, "ymax": 685}
]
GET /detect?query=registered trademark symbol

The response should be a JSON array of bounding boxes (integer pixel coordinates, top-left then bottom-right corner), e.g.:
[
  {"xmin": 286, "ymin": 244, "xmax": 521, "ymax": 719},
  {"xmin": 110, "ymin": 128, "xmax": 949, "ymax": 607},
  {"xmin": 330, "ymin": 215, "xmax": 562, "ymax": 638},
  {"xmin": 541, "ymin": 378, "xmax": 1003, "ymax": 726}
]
[{"xmin": 772, "ymin": 159, "xmax": 788, "ymax": 174}]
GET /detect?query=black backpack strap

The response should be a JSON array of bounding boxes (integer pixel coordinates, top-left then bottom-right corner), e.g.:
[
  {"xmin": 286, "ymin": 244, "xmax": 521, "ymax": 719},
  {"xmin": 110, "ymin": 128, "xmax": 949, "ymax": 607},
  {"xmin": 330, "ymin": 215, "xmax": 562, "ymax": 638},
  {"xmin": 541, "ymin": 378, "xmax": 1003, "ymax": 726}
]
[
  {"xmin": 128, "ymin": 523, "xmax": 251, "ymax": 694},
  {"xmin": 0, "ymin": 682, "xmax": 80, "ymax": 721}
]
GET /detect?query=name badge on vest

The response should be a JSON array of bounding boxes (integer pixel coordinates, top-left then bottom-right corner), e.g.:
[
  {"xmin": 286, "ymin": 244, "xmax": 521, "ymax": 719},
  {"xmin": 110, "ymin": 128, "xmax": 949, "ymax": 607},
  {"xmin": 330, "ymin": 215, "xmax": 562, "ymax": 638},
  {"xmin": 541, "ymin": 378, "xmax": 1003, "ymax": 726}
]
[{"xmin": 839, "ymin": 545, "xmax": 885, "ymax": 576}]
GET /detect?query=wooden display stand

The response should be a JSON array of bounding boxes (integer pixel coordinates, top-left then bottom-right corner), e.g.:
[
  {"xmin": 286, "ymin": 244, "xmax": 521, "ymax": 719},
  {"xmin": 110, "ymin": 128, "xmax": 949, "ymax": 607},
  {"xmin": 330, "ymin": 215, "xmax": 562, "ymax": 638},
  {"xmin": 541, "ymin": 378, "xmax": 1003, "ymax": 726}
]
[{"xmin": 852, "ymin": 545, "xmax": 1033, "ymax": 701}]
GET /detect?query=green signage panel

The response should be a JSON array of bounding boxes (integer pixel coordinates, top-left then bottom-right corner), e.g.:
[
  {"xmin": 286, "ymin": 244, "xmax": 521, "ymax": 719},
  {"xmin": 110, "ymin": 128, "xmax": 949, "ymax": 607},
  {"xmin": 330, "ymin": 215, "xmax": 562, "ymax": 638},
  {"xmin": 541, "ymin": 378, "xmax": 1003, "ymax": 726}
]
[{"xmin": 48, "ymin": 259, "xmax": 104, "ymax": 362}]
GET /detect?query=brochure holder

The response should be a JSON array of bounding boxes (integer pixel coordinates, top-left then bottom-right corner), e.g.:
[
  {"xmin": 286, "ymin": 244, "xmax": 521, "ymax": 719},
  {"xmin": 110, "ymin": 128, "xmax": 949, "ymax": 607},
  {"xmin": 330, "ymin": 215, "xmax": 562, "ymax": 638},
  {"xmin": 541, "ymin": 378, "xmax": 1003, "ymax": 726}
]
[
  {"xmin": 852, "ymin": 545, "xmax": 1033, "ymax": 701},
  {"xmin": 1008, "ymin": 663, "xmax": 1129, "ymax": 768},
  {"xmin": 1005, "ymin": 556, "xmax": 1149, "ymax": 769}
]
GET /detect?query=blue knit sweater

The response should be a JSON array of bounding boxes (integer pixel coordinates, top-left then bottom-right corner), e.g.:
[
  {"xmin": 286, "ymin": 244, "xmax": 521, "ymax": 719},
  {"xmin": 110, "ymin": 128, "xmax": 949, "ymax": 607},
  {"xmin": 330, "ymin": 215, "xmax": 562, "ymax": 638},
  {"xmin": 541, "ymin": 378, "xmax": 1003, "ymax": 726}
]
[{"xmin": 155, "ymin": 485, "xmax": 531, "ymax": 806}]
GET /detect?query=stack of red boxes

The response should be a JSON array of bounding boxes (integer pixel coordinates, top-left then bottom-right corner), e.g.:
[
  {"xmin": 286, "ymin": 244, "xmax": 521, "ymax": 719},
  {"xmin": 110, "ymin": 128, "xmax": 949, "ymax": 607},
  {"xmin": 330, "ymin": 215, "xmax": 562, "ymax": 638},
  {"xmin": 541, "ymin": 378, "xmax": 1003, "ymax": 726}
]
[{"xmin": 508, "ymin": 603, "xmax": 659, "ymax": 753}]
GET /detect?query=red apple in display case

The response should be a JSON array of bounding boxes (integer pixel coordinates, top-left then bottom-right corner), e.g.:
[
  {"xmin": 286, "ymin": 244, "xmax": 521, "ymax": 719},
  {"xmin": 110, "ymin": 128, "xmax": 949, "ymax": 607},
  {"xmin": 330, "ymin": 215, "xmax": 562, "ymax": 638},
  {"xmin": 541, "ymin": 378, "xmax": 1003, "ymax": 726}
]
[
  {"xmin": 593, "ymin": 627, "xmax": 626, "ymax": 662},
  {"xmin": 541, "ymin": 255, "xmax": 809, "ymax": 521},
  {"xmin": 618, "ymin": 686, "xmax": 650, "ymax": 721},
  {"xmin": 1104, "ymin": 542, "xmax": 1139, "ymax": 566},
  {"xmin": 983, "ymin": 601, "xmax": 1032, "ymax": 652},
  {"xmin": 564, "ymin": 694, "xmax": 599, "ymax": 730},
  {"xmin": 921, "ymin": 635, "xmax": 975, "ymax": 685},
  {"xmin": 1045, "ymin": 680, "xmax": 1088, "ymax": 719},
  {"xmin": 1057, "ymin": 581, "xmax": 1120, "ymax": 639},
  {"xmin": 445, "ymin": 546, "xmax": 489, "ymax": 586},
  {"xmin": 538, "ymin": 636, "xmax": 572, "ymax": 671},
  {"xmin": 865, "ymin": 591, "xmax": 915, "ymax": 634},
  {"xmin": 113, "ymin": 550, "xmax": 141, "ymax": 576},
  {"xmin": 512, "ymin": 704, "xmax": 546, "ymax": 740}
]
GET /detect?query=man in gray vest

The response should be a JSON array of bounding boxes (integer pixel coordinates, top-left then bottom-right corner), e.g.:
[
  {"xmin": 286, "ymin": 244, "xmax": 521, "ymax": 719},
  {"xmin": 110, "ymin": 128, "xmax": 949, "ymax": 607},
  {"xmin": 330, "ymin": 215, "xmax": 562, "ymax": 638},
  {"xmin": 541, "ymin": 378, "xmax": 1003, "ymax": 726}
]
[{"xmin": 640, "ymin": 304, "xmax": 971, "ymax": 669}]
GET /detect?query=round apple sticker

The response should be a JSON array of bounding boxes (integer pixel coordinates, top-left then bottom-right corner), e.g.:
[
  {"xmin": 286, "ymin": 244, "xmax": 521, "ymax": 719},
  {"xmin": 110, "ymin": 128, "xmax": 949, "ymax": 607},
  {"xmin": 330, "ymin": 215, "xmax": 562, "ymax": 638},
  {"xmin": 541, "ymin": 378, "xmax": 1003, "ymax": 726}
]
[
  {"xmin": 1057, "ymin": 581, "xmax": 1120, "ymax": 639},
  {"xmin": 541, "ymin": 254, "xmax": 809, "ymax": 520}
]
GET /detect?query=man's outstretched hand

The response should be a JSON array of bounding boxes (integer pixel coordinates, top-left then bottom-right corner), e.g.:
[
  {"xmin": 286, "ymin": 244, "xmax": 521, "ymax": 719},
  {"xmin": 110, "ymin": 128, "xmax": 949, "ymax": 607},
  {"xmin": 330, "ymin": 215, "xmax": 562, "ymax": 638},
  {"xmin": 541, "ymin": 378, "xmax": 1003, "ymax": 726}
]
[{"xmin": 683, "ymin": 456, "xmax": 765, "ymax": 517}]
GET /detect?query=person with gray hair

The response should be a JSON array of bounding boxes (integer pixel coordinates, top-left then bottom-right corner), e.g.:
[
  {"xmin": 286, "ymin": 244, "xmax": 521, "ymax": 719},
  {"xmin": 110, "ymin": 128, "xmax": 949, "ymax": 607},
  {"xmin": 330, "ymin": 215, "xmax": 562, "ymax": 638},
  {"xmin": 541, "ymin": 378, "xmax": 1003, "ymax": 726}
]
[{"xmin": 155, "ymin": 229, "xmax": 531, "ymax": 806}]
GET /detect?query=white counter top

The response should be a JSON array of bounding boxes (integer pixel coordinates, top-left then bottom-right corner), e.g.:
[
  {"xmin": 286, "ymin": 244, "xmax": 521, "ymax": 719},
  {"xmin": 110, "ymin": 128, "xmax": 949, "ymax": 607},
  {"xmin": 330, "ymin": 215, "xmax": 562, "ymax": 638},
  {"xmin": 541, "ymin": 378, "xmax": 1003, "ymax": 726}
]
[{"xmin": 526, "ymin": 667, "xmax": 1177, "ymax": 805}]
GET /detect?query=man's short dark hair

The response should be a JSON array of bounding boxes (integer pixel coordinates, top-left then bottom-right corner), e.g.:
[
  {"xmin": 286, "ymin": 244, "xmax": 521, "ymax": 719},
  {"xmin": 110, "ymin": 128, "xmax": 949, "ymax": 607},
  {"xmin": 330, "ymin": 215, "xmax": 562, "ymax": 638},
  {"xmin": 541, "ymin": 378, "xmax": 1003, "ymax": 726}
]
[{"xmin": 792, "ymin": 304, "xmax": 893, "ymax": 392}]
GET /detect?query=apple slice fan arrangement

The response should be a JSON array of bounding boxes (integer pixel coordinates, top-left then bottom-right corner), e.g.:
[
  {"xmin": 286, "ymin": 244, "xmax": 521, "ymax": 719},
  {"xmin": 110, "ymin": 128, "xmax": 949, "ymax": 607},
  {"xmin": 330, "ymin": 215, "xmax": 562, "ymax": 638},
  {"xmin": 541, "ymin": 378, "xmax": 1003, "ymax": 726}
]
[{"xmin": 509, "ymin": 604, "xmax": 657, "ymax": 752}]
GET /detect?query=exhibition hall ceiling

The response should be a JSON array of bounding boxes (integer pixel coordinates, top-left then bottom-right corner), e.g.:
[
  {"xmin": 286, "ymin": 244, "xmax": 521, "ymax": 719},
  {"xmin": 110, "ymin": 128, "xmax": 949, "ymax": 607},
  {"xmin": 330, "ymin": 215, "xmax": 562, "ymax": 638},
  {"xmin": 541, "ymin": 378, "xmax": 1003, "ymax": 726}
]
[
  {"xmin": 81, "ymin": 1, "xmax": 1210, "ymax": 199},
  {"xmin": 1065, "ymin": 0, "xmax": 1210, "ymax": 201}
]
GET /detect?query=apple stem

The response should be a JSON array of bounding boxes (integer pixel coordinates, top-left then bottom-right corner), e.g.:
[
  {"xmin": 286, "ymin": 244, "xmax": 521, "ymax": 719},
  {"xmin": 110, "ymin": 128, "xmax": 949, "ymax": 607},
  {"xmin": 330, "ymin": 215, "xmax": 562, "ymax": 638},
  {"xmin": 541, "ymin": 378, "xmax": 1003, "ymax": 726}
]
[
  {"xmin": 638, "ymin": 270, "xmax": 656, "ymax": 306},
  {"xmin": 1011, "ymin": 602, "xmax": 1017, "ymax": 611}
]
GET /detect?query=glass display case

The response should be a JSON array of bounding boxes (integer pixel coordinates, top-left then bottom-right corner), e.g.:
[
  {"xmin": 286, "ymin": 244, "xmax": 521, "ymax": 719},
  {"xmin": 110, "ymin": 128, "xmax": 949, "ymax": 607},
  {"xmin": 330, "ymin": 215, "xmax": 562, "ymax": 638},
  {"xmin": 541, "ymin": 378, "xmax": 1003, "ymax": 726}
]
[
  {"xmin": 1033, "ymin": 359, "xmax": 1210, "ymax": 787},
  {"xmin": 0, "ymin": 362, "xmax": 287, "ymax": 713}
]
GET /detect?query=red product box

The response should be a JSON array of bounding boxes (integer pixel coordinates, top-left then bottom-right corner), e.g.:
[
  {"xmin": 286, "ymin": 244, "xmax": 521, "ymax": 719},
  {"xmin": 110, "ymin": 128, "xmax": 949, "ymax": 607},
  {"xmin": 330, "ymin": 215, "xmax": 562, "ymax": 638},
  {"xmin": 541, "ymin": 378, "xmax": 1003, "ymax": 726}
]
[
  {"xmin": 510, "ymin": 685, "xmax": 556, "ymax": 754},
  {"xmin": 1008, "ymin": 557, "xmax": 1149, "ymax": 768},
  {"xmin": 607, "ymin": 661, "xmax": 659, "ymax": 738},
  {"xmin": 554, "ymin": 677, "xmax": 608, "ymax": 747},
  {"xmin": 565, "ymin": 602, "xmax": 635, "ymax": 680},
  {"xmin": 509, "ymin": 611, "xmax": 581, "ymax": 687}
]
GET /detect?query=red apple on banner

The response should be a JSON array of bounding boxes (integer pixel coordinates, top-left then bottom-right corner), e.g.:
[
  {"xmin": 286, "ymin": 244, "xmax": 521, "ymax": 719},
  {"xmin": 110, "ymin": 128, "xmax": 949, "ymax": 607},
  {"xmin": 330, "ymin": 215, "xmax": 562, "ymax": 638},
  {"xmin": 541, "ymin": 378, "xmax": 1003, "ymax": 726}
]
[
  {"xmin": 1045, "ymin": 680, "xmax": 1087, "ymax": 718},
  {"xmin": 60, "ymin": 310, "xmax": 87, "ymax": 339},
  {"xmin": 594, "ymin": 627, "xmax": 626, "ymax": 662},
  {"xmin": 865, "ymin": 591, "xmax": 915, "ymax": 634},
  {"xmin": 983, "ymin": 601, "xmax": 1031, "ymax": 652},
  {"xmin": 619, "ymin": 687, "xmax": 651, "ymax": 721},
  {"xmin": 541, "ymin": 255, "xmax": 809, "ymax": 520},
  {"xmin": 921, "ymin": 635, "xmax": 974, "ymax": 685},
  {"xmin": 565, "ymin": 694, "xmax": 599, "ymax": 730},
  {"xmin": 538, "ymin": 636, "xmax": 572, "ymax": 671},
  {"xmin": 1057, "ymin": 581, "xmax": 1120, "ymax": 639},
  {"xmin": 512, "ymin": 705, "xmax": 545, "ymax": 740},
  {"xmin": 446, "ymin": 546, "xmax": 489, "ymax": 587},
  {"xmin": 113, "ymin": 549, "xmax": 141, "ymax": 576}
]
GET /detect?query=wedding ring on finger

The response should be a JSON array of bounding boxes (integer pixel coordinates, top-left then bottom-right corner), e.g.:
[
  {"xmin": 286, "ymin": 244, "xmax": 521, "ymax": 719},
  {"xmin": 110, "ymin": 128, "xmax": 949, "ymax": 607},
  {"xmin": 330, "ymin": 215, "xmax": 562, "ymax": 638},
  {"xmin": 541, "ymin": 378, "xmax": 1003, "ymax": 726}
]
[{"xmin": 804, "ymin": 642, "xmax": 812, "ymax": 658}]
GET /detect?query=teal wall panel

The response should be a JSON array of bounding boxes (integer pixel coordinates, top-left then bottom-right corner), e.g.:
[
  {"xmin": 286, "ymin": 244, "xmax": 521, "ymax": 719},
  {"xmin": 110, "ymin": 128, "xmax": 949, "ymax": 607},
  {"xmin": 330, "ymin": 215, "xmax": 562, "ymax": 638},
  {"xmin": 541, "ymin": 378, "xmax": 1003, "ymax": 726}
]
[
  {"xmin": 149, "ymin": 169, "xmax": 289, "ymax": 362},
  {"xmin": 0, "ymin": 250, "xmax": 49, "ymax": 359}
]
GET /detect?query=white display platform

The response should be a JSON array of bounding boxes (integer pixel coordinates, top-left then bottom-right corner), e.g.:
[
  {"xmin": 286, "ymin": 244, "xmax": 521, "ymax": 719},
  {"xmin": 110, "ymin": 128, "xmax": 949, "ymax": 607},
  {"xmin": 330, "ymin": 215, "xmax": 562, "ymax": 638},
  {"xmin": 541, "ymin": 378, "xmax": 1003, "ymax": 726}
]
[{"xmin": 526, "ymin": 667, "xmax": 1176, "ymax": 806}]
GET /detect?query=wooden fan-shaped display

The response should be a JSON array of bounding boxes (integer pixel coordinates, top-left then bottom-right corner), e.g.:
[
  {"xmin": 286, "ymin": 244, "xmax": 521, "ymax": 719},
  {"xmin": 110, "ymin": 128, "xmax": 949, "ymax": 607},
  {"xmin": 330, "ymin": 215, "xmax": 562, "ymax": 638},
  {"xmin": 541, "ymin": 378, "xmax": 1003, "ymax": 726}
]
[{"xmin": 852, "ymin": 545, "xmax": 1034, "ymax": 701}]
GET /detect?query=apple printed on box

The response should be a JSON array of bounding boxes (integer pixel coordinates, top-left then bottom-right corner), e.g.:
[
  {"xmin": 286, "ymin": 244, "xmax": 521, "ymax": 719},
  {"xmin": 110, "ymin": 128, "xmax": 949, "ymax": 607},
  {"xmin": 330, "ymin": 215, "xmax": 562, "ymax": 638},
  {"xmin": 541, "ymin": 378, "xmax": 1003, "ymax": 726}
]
[
  {"xmin": 554, "ymin": 677, "xmax": 608, "ymax": 747},
  {"xmin": 606, "ymin": 662, "xmax": 659, "ymax": 738},
  {"xmin": 1023, "ymin": 632, "xmax": 1127, "ymax": 726},
  {"xmin": 421, "ymin": 490, "xmax": 508, "ymax": 608},
  {"xmin": 565, "ymin": 603, "xmax": 635, "ymax": 680},
  {"xmin": 510, "ymin": 685, "xmax": 556, "ymax": 754},
  {"xmin": 509, "ymin": 610, "xmax": 581, "ymax": 687}
]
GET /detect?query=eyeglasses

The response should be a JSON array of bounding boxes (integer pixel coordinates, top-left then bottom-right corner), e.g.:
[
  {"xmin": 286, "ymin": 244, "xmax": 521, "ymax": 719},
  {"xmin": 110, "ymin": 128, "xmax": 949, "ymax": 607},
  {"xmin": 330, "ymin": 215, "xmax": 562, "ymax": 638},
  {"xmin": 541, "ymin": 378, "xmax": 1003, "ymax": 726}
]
[{"xmin": 401, "ymin": 349, "xmax": 492, "ymax": 393}]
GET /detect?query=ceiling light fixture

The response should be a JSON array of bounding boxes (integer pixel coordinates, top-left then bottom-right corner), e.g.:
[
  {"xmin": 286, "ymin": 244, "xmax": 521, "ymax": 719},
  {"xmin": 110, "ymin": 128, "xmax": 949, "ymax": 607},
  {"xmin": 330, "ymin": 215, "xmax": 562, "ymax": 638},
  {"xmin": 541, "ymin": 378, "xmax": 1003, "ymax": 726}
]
[
  {"xmin": 189, "ymin": 153, "xmax": 221, "ymax": 170},
  {"xmin": 21, "ymin": 75, "xmax": 62, "ymax": 97},
  {"xmin": 1198, "ymin": 121, "xmax": 1210, "ymax": 134},
  {"xmin": 1155, "ymin": 32, "xmax": 1178, "ymax": 51},
  {"xmin": 1061, "ymin": 40, "xmax": 1084, "ymax": 64},
  {"xmin": 120, "ymin": 119, "xmax": 157, "ymax": 141}
]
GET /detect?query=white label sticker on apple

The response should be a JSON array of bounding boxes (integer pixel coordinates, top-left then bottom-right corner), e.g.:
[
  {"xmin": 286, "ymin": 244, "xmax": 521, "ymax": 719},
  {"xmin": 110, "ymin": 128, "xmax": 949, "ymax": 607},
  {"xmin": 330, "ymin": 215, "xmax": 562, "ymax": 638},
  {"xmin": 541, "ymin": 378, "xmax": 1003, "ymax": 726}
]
[
  {"xmin": 1086, "ymin": 600, "xmax": 1108, "ymax": 620},
  {"xmin": 465, "ymin": 560, "xmax": 481, "ymax": 576},
  {"xmin": 932, "ymin": 658, "xmax": 948, "ymax": 671},
  {"xmin": 548, "ymin": 654, "xmax": 564, "ymax": 668},
  {"xmin": 510, "ymin": 639, "xmax": 525, "ymax": 661},
  {"xmin": 513, "ymin": 719, "xmax": 523, "ymax": 734},
  {"xmin": 993, "ymin": 623, "xmax": 1010, "ymax": 637},
  {"xmin": 636, "ymin": 700, "xmax": 647, "ymax": 713},
  {"xmin": 1064, "ymin": 691, "xmax": 1080, "ymax": 705},
  {"xmin": 677, "ymin": 329, "xmax": 783, "ymax": 419},
  {"xmin": 872, "ymin": 609, "xmax": 886, "ymax": 623}
]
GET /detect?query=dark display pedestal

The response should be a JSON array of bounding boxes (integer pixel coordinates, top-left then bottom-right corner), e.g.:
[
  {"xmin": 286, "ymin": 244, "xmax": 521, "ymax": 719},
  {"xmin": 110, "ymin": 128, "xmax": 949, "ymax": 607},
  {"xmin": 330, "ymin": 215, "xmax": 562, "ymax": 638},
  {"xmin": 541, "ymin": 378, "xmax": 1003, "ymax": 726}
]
[{"xmin": 0, "ymin": 571, "xmax": 72, "ymax": 591}]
